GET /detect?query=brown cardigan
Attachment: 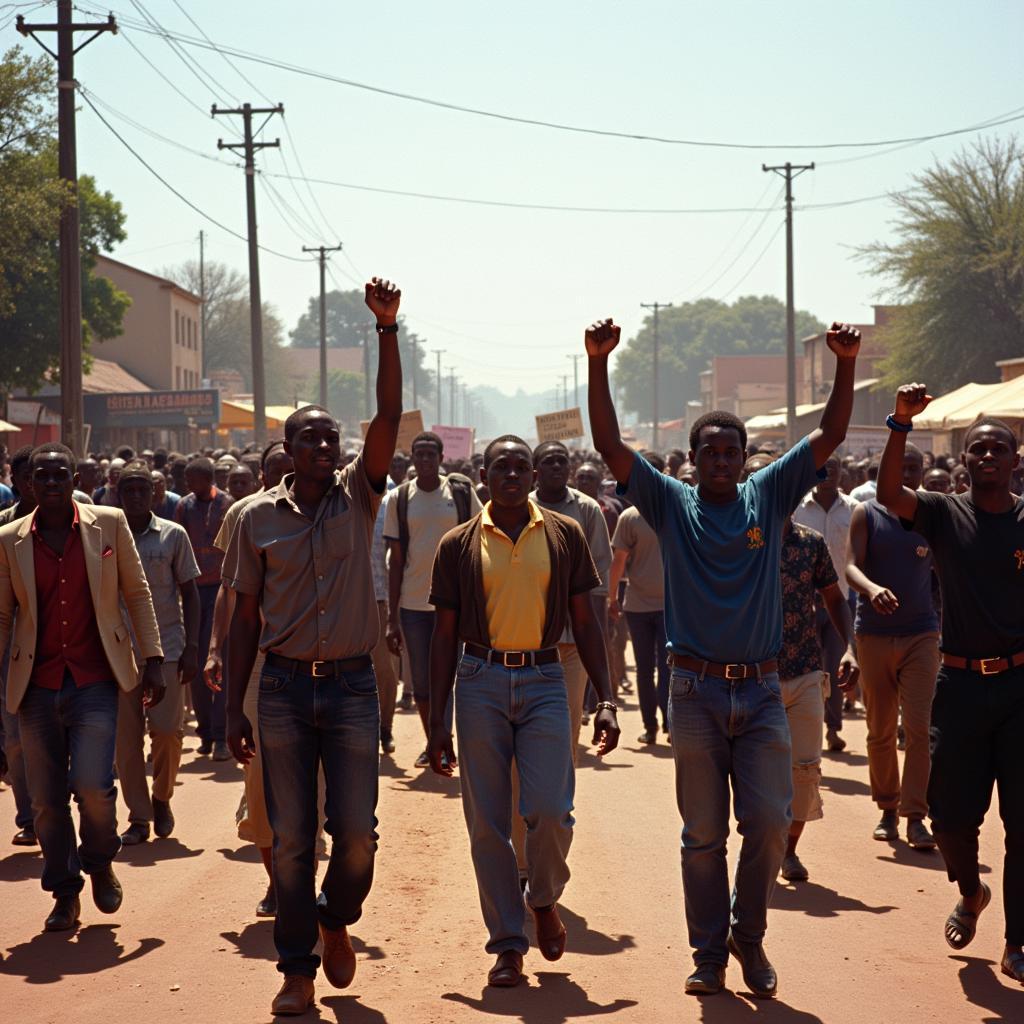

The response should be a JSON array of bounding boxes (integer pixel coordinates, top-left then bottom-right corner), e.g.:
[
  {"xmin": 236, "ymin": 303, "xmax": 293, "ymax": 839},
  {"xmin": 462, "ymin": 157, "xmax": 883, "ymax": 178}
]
[{"xmin": 428, "ymin": 504, "xmax": 601, "ymax": 649}]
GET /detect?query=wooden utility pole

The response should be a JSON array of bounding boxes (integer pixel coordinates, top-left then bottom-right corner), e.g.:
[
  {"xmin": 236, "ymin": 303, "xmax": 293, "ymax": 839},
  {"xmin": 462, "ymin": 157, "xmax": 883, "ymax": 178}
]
[
  {"xmin": 410, "ymin": 335, "xmax": 418, "ymax": 410},
  {"xmin": 301, "ymin": 244, "xmax": 343, "ymax": 409},
  {"xmin": 198, "ymin": 230, "xmax": 207, "ymax": 378},
  {"xmin": 18, "ymin": 2, "xmax": 116, "ymax": 456},
  {"xmin": 567, "ymin": 353, "xmax": 583, "ymax": 407},
  {"xmin": 762, "ymin": 160, "xmax": 815, "ymax": 448},
  {"xmin": 641, "ymin": 301, "xmax": 672, "ymax": 450},
  {"xmin": 432, "ymin": 349, "xmax": 445, "ymax": 423},
  {"xmin": 213, "ymin": 102, "xmax": 283, "ymax": 444},
  {"xmin": 362, "ymin": 325, "xmax": 372, "ymax": 420},
  {"xmin": 449, "ymin": 370, "xmax": 456, "ymax": 426}
]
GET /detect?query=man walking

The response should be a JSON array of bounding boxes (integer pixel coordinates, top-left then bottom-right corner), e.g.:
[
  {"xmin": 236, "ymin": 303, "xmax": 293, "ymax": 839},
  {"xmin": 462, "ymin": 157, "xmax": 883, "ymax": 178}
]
[
  {"xmin": 846, "ymin": 441, "xmax": 940, "ymax": 850},
  {"xmin": 114, "ymin": 461, "xmax": 200, "ymax": 845},
  {"xmin": 427, "ymin": 435, "xmax": 620, "ymax": 987},
  {"xmin": 877, "ymin": 388, "xmax": 1024, "ymax": 984},
  {"xmin": 589, "ymin": 316, "xmax": 860, "ymax": 998},
  {"xmin": 0, "ymin": 444, "xmax": 163, "ymax": 932},
  {"xmin": 223, "ymin": 277, "xmax": 403, "ymax": 1016}
]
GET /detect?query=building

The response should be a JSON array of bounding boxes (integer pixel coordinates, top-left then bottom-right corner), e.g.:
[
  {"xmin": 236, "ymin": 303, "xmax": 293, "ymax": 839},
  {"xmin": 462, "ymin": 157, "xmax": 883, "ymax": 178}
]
[
  {"xmin": 92, "ymin": 255, "xmax": 204, "ymax": 391},
  {"xmin": 996, "ymin": 357, "xmax": 1024, "ymax": 382},
  {"xmin": 699, "ymin": 355, "xmax": 806, "ymax": 419},
  {"xmin": 801, "ymin": 305, "xmax": 897, "ymax": 404}
]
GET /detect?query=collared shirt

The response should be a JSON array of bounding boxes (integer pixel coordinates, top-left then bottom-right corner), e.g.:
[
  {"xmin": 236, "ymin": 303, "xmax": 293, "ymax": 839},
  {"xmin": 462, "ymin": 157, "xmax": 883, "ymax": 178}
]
[
  {"xmin": 371, "ymin": 488, "xmax": 393, "ymax": 603},
  {"xmin": 153, "ymin": 492, "xmax": 180, "ymax": 520},
  {"xmin": 212, "ymin": 488, "xmax": 263, "ymax": 554},
  {"xmin": 611, "ymin": 505, "xmax": 664, "ymax": 613},
  {"xmin": 793, "ymin": 489, "xmax": 857, "ymax": 598},
  {"xmin": 779, "ymin": 523, "xmax": 838, "ymax": 680},
  {"xmin": 849, "ymin": 480, "xmax": 877, "ymax": 503},
  {"xmin": 222, "ymin": 457, "xmax": 383, "ymax": 661},
  {"xmin": 0, "ymin": 501, "xmax": 32, "ymax": 527},
  {"xmin": 175, "ymin": 487, "xmax": 232, "ymax": 587},
  {"xmin": 31, "ymin": 507, "xmax": 113, "ymax": 689},
  {"xmin": 479, "ymin": 500, "xmax": 551, "ymax": 650},
  {"xmin": 0, "ymin": 484, "xmax": 14, "ymax": 509},
  {"xmin": 124, "ymin": 514, "xmax": 200, "ymax": 662}
]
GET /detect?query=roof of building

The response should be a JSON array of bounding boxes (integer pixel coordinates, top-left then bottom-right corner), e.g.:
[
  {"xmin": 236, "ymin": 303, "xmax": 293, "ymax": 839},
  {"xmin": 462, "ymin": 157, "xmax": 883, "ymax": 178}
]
[
  {"xmin": 82, "ymin": 358, "xmax": 152, "ymax": 393},
  {"xmin": 95, "ymin": 253, "xmax": 203, "ymax": 306}
]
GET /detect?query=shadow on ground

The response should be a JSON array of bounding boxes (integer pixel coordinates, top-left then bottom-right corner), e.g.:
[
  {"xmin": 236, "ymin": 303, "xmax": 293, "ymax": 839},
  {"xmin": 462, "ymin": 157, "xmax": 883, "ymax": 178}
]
[
  {"xmin": 770, "ymin": 880, "xmax": 897, "ymax": 918},
  {"xmin": 117, "ymin": 837, "xmax": 204, "ymax": 866},
  {"xmin": 552, "ymin": 905, "xmax": 637, "ymax": 957},
  {"xmin": 0, "ymin": 850, "xmax": 42, "ymax": 883},
  {"xmin": 697, "ymin": 989, "xmax": 826, "ymax": 1023},
  {"xmin": 221, "ymin": 923, "xmax": 385, "ymax": 964},
  {"xmin": 819, "ymin": 774, "xmax": 871, "ymax": 798},
  {"xmin": 952, "ymin": 955, "xmax": 1024, "ymax": 1023}
]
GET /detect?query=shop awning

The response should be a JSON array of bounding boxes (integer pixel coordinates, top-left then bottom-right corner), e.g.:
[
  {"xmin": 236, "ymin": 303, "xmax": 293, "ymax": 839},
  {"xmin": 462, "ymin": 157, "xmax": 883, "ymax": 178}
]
[
  {"xmin": 914, "ymin": 378, "xmax": 1024, "ymax": 431},
  {"xmin": 217, "ymin": 401, "xmax": 291, "ymax": 430},
  {"xmin": 745, "ymin": 379, "xmax": 880, "ymax": 434},
  {"xmin": 0, "ymin": 419, "xmax": 18, "ymax": 432}
]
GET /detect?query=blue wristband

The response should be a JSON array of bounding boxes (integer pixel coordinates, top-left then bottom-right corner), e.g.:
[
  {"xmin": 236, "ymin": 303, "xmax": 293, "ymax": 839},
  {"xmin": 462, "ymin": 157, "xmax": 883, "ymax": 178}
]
[{"xmin": 886, "ymin": 414, "xmax": 913, "ymax": 433}]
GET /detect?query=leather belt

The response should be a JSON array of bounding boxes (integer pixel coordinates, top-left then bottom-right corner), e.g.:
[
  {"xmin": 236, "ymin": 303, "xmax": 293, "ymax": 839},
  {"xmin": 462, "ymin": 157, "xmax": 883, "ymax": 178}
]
[
  {"xmin": 463, "ymin": 642, "xmax": 561, "ymax": 668},
  {"xmin": 668, "ymin": 653, "xmax": 779, "ymax": 680},
  {"xmin": 941, "ymin": 651, "xmax": 1024, "ymax": 677},
  {"xmin": 265, "ymin": 652, "xmax": 372, "ymax": 678}
]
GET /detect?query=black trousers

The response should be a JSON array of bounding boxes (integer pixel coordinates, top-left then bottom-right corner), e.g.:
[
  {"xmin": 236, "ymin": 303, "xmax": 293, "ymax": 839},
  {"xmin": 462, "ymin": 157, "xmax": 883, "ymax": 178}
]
[{"xmin": 928, "ymin": 665, "xmax": 1024, "ymax": 945}]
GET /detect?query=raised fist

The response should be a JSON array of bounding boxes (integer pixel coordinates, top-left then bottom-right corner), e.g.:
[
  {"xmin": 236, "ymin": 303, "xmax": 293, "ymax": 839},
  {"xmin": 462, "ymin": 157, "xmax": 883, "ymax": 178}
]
[
  {"xmin": 585, "ymin": 318, "xmax": 621, "ymax": 357},
  {"xmin": 894, "ymin": 383, "xmax": 933, "ymax": 423},
  {"xmin": 826, "ymin": 322, "xmax": 861, "ymax": 360},
  {"xmin": 365, "ymin": 277, "xmax": 401, "ymax": 324}
]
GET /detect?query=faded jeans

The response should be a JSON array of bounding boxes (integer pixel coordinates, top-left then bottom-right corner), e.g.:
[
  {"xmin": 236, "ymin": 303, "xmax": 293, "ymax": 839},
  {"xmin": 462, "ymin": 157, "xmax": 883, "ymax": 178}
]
[
  {"xmin": 455, "ymin": 654, "xmax": 575, "ymax": 955},
  {"xmin": 624, "ymin": 610, "xmax": 669, "ymax": 734},
  {"xmin": 669, "ymin": 667, "xmax": 792, "ymax": 967},
  {"xmin": 258, "ymin": 661, "xmax": 380, "ymax": 979}
]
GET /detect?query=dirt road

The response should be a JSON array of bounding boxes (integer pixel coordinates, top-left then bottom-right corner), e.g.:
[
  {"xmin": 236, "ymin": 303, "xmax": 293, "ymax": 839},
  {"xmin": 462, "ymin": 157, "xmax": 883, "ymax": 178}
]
[{"xmin": 1, "ymin": 690, "xmax": 1019, "ymax": 1023}]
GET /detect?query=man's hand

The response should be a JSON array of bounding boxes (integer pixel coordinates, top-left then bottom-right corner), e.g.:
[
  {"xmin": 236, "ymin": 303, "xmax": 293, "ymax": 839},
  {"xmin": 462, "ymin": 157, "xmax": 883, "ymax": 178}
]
[
  {"xmin": 608, "ymin": 596, "xmax": 621, "ymax": 622},
  {"xmin": 836, "ymin": 648, "xmax": 860, "ymax": 692},
  {"xmin": 203, "ymin": 649, "xmax": 223, "ymax": 692},
  {"xmin": 364, "ymin": 277, "xmax": 401, "ymax": 325},
  {"xmin": 592, "ymin": 707, "xmax": 621, "ymax": 756},
  {"xmin": 385, "ymin": 618, "xmax": 403, "ymax": 656},
  {"xmin": 869, "ymin": 585, "xmax": 899, "ymax": 615},
  {"xmin": 584, "ymin": 318, "xmax": 621, "ymax": 358},
  {"xmin": 893, "ymin": 383, "xmax": 933, "ymax": 425},
  {"xmin": 428, "ymin": 725, "xmax": 457, "ymax": 777},
  {"xmin": 227, "ymin": 709, "xmax": 256, "ymax": 765},
  {"xmin": 825, "ymin": 322, "xmax": 862, "ymax": 360},
  {"xmin": 179, "ymin": 642, "xmax": 199, "ymax": 688},
  {"xmin": 142, "ymin": 658, "xmax": 166, "ymax": 709}
]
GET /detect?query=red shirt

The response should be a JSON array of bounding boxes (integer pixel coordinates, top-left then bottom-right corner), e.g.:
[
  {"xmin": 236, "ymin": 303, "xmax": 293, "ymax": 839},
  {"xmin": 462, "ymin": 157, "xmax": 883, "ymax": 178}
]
[{"xmin": 31, "ymin": 508, "xmax": 113, "ymax": 690}]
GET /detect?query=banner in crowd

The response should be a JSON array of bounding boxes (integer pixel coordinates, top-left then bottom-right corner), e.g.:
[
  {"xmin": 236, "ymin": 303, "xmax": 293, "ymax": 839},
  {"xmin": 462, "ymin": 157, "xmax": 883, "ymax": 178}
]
[
  {"xmin": 535, "ymin": 407, "xmax": 585, "ymax": 443},
  {"xmin": 431, "ymin": 425, "xmax": 475, "ymax": 461},
  {"xmin": 360, "ymin": 409, "xmax": 424, "ymax": 453}
]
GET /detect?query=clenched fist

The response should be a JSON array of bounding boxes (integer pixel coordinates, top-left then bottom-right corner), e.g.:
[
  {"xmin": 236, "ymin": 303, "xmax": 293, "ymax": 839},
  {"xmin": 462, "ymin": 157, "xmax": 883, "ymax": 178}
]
[
  {"xmin": 365, "ymin": 277, "xmax": 402, "ymax": 324},
  {"xmin": 893, "ymin": 383, "xmax": 933, "ymax": 424},
  {"xmin": 585, "ymin": 318, "xmax": 621, "ymax": 357},
  {"xmin": 826, "ymin": 322, "xmax": 861, "ymax": 360}
]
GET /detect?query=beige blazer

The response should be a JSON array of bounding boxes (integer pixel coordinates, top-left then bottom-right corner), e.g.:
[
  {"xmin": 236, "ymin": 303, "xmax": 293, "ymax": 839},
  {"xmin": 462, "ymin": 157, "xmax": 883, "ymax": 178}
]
[{"xmin": 0, "ymin": 501, "xmax": 163, "ymax": 712}]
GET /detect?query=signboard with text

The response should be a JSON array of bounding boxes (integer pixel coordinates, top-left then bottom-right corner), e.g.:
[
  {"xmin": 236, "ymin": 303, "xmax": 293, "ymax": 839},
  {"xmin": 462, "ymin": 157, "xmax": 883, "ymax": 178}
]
[
  {"xmin": 535, "ymin": 407, "xmax": 585, "ymax": 444},
  {"xmin": 40, "ymin": 389, "xmax": 221, "ymax": 429},
  {"xmin": 431, "ymin": 424, "xmax": 475, "ymax": 461},
  {"xmin": 360, "ymin": 409, "xmax": 424, "ymax": 453}
]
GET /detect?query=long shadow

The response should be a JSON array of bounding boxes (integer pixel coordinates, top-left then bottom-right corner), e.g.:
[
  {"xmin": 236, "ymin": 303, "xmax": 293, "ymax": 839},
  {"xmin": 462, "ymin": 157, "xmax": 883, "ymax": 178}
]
[
  {"xmin": 819, "ymin": 775, "xmax": 871, "ymax": 798},
  {"xmin": 554, "ymin": 905, "xmax": 636, "ymax": 957},
  {"xmin": 116, "ymin": 837, "xmax": 203, "ymax": 866},
  {"xmin": 697, "ymin": 988, "xmax": 826, "ymax": 1023},
  {"xmin": 176, "ymin": 757, "xmax": 242, "ymax": 782},
  {"xmin": 574, "ymin": 748, "xmax": 635, "ymax": 773},
  {"xmin": 218, "ymin": 844, "xmax": 263, "ymax": 864},
  {"xmin": 953, "ymin": 955, "xmax": 1024, "ymax": 1023},
  {"xmin": 0, "ymin": 850, "xmax": 42, "ymax": 883},
  {"xmin": 393, "ymin": 771, "xmax": 461, "ymax": 799},
  {"xmin": 821, "ymin": 750, "xmax": 868, "ymax": 768},
  {"xmin": 377, "ymin": 756, "xmax": 410, "ymax": 780},
  {"xmin": 0, "ymin": 925, "xmax": 164, "ymax": 984},
  {"xmin": 622, "ymin": 742, "xmax": 675, "ymax": 761},
  {"xmin": 220, "ymin": 923, "xmax": 386, "ymax": 965},
  {"xmin": 769, "ymin": 880, "xmax": 896, "ymax": 918},
  {"xmin": 318, "ymin": 995, "xmax": 389, "ymax": 1023},
  {"xmin": 873, "ymin": 840, "xmax": 954, "ymax": 873},
  {"xmin": 443, "ymin": 970, "xmax": 638, "ymax": 1021}
]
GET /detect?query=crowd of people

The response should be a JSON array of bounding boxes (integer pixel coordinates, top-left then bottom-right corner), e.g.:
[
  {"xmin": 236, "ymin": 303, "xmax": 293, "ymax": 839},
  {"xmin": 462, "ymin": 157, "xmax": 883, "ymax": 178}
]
[{"xmin": 0, "ymin": 282, "xmax": 1022, "ymax": 1014}]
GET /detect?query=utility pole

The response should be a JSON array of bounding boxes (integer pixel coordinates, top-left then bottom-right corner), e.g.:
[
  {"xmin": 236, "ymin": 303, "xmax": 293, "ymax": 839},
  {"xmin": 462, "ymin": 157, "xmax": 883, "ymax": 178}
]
[
  {"xmin": 641, "ymin": 301, "xmax": 672, "ymax": 450},
  {"xmin": 410, "ymin": 335, "xmax": 418, "ymax": 410},
  {"xmin": 301, "ymin": 244, "xmax": 343, "ymax": 409},
  {"xmin": 198, "ymin": 230, "xmax": 207, "ymax": 378},
  {"xmin": 567, "ymin": 353, "xmax": 583, "ymax": 407},
  {"xmin": 762, "ymin": 160, "xmax": 815, "ymax": 449},
  {"xmin": 213, "ymin": 101, "xmax": 283, "ymax": 444},
  {"xmin": 432, "ymin": 349, "xmax": 445, "ymax": 423},
  {"xmin": 18, "ymin": 2, "xmax": 116, "ymax": 456},
  {"xmin": 449, "ymin": 370, "xmax": 456, "ymax": 426},
  {"xmin": 362, "ymin": 325, "xmax": 372, "ymax": 420}
]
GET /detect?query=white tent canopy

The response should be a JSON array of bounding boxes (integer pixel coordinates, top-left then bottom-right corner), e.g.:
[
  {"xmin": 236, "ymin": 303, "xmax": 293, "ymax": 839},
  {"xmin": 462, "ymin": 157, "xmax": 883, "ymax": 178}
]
[{"xmin": 915, "ymin": 378, "xmax": 1024, "ymax": 431}]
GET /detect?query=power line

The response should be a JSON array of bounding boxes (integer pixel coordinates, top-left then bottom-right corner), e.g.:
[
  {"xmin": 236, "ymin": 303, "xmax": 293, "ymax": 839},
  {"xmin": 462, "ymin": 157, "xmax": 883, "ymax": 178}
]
[
  {"xmin": 118, "ymin": 27, "xmax": 209, "ymax": 117},
  {"xmin": 717, "ymin": 219, "xmax": 785, "ymax": 301}
]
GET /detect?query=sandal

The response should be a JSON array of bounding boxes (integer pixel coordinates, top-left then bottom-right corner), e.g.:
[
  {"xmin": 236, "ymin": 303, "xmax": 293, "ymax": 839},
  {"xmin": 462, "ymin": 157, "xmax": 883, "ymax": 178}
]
[{"xmin": 944, "ymin": 881, "xmax": 991, "ymax": 950}]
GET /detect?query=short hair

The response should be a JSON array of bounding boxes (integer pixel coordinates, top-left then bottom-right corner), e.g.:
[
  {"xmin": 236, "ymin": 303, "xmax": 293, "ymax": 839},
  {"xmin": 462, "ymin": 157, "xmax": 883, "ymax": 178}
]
[
  {"xmin": 411, "ymin": 431, "xmax": 444, "ymax": 455},
  {"xmin": 114, "ymin": 445, "xmax": 136, "ymax": 461},
  {"xmin": 484, "ymin": 434, "xmax": 532, "ymax": 468},
  {"xmin": 964, "ymin": 416, "xmax": 1019, "ymax": 449},
  {"xmin": 119, "ymin": 460, "xmax": 154, "ymax": 486},
  {"xmin": 185, "ymin": 456, "xmax": 215, "ymax": 478},
  {"xmin": 229, "ymin": 462, "xmax": 254, "ymax": 478},
  {"xmin": 689, "ymin": 411, "xmax": 747, "ymax": 452},
  {"xmin": 261, "ymin": 439, "xmax": 287, "ymax": 467},
  {"xmin": 741, "ymin": 452, "xmax": 776, "ymax": 481},
  {"xmin": 30, "ymin": 442, "xmax": 75, "ymax": 472},
  {"xmin": 642, "ymin": 451, "xmax": 667, "ymax": 472},
  {"xmin": 667, "ymin": 448, "xmax": 686, "ymax": 460},
  {"xmin": 284, "ymin": 404, "xmax": 335, "ymax": 442},
  {"xmin": 11, "ymin": 444, "xmax": 34, "ymax": 475},
  {"xmin": 904, "ymin": 441, "xmax": 924, "ymax": 461},
  {"xmin": 533, "ymin": 440, "xmax": 569, "ymax": 463}
]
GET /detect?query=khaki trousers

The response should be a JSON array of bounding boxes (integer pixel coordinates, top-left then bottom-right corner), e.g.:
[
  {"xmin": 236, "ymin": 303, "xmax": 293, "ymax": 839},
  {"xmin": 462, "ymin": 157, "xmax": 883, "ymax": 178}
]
[
  {"xmin": 780, "ymin": 670, "xmax": 826, "ymax": 822},
  {"xmin": 856, "ymin": 632, "xmax": 940, "ymax": 819},
  {"xmin": 237, "ymin": 653, "xmax": 274, "ymax": 848},
  {"xmin": 512, "ymin": 643, "xmax": 585, "ymax": 870},
  {"xmin": 116, "ymin": 661, "xmax": 184, "ymax": 824},
  {"xmin": 371, "ymin": 601, "xmax": 399, "ymax": 736}
]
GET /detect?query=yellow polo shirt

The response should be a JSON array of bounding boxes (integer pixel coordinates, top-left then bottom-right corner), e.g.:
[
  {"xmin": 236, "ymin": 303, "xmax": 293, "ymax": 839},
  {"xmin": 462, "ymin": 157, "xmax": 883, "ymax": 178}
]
[{"xmin": 480, "ymin": 500, "xmax": 551, "ymax": 650}]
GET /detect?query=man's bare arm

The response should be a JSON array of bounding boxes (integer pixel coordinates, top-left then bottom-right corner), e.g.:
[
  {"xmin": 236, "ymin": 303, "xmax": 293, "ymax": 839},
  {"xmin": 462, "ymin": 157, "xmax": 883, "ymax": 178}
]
[
  {"xmin": 586, "ymin": 319, "xmax": 635, "ymax": 485},
  {"xmin": 877, "ymin": 384, "xmax": 933, "ymax": 521},
  {"xmin": 362, "ymin": 277, "xmax": 403, "ymax": 489},
  {"xmin": 807, "ymin": 322, "xmax": 861, "ymax": 467}
]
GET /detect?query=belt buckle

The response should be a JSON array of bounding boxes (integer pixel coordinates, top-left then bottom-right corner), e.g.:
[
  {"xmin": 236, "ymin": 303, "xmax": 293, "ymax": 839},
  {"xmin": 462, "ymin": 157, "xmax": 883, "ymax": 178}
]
[
  {"xmin": 724, "ymin": 663, "xmax": 744, "ymax": 680},
  {"xmin": 503, "ymin": 651, "xmax": 526, "ymax": 668},
  {"xmin": 979, "ymin": 657, "xmax": 1002, "ymax": 676},
  {"xmin": 311, "ymin": 660, "xmax": 329, "ymax": 678}
]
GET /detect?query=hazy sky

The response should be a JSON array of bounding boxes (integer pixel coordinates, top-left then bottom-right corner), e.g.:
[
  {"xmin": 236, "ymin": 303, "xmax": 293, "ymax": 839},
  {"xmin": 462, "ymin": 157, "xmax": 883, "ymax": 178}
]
[{"xmin": 4, "ymin": 0, "xmax": 1023, "ymax": 394}]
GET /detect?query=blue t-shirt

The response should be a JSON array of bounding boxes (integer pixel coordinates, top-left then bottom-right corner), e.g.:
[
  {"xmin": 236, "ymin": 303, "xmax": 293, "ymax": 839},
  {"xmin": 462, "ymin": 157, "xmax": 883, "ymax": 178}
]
[
  {"xmin": 0, "ymin": 483, "xmax": 13, "ymax": 509},
  {"xmin": 624, "ymin": 437, "xmax": 821, "ymax": 663}
]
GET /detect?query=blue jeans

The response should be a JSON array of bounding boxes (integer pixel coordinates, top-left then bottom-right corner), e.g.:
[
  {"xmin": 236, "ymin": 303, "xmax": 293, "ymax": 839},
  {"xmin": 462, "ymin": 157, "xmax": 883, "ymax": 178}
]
[
  {"xmin": 455, "ymin": 654, "xmax": 575, "ymax": 955},
  {"xmin": 258, "ymin": 661, "xmax": 381, "ymax": 979},
  {"xmin": 669, "ymin": 667, "xmax": 792, "ymax": 967},
  {"xmin": 624, "ymin": 610, "xmax": 669, "ymax": 733},
  {"xmin": 400, "ymin": 607, "xmax": 454, "ymax": 731},
  {"xmin": 18, "ymin": 674, "xmax": 121, "ymax": 898},
  {"xmin": 2, "ymin": 687, "xmax": 34, "ymax": 830},
  {"xmin": 191, "ymin": 583, "xmax": 224, "ymax": 742}
]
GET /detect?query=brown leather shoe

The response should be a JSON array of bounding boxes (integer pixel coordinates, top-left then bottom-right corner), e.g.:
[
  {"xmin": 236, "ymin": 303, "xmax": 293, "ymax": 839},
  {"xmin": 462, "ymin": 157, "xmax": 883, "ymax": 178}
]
[
  {"xmin": 319, "ymin": 922, "xmax": 356, "ymax": 989},
  {"xmin": 487, "ymin": 950, "xmax": 524, "ymax": 987},
  {"xmin": 532, "ymin": 904, "xmax": 567, "ymax": 961},
  {"xmin": 271, "ymin": 975, "xmax": 314, "ymax": 1016}
]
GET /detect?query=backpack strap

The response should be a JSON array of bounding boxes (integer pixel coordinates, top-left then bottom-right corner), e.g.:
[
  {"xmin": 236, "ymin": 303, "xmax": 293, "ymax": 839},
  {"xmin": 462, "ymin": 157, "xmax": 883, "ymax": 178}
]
[
  {"xmin": 396, "ymin": 480, "xmax": 411, "ymax": 561},
  {"xmin": 446, "ymin": 473, "xmax": 474, "ymax": 524}
]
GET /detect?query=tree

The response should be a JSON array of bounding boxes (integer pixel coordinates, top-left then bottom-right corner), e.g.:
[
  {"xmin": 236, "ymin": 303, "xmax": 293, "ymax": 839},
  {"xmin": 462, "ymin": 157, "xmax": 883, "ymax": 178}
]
[
  {"xmin": 289, "ymin": 288, "xmax": 368, "ymax": 348},
  {"xmin": 0, "ymin": 48, "xmax": 130, "ymax": 396},
  {"xmin": 320, "ymin": 370, "xmax": 364, "ymax": 432},
  {"xmin": 860, "ymin": 138, "xmax": 1024, "ymax": 389},
  {"xmin": 613, "ymin": 295, "xmax": 824, "ymax": 422}
]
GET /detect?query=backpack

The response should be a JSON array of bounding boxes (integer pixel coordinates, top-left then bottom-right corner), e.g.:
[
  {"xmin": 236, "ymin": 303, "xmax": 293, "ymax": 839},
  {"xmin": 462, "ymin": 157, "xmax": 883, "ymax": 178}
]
[{"xmin": 395, "ymin": 473, "xmax": 475, "ymax": 561}]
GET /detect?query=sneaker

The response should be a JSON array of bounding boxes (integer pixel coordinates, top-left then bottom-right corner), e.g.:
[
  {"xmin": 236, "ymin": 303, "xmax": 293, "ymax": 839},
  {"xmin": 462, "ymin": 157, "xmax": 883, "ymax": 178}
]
[
  {"xmin": 825, "ymin": 729, "xmax": 846, "ymax": 752},
  {"xmin": 907, "ymin": 818, "xmax": 937, "ymax": 850},
  {"xmin": 780, "ymin": 853, "xmax": 809, "ymax": 882},
  {"xmin": 873, "ymin": 809, "xmax": 899, "ymax": 841},
  {"xmin": 414, "ymin": 750, "xmax": 430, "ymax": 769}
]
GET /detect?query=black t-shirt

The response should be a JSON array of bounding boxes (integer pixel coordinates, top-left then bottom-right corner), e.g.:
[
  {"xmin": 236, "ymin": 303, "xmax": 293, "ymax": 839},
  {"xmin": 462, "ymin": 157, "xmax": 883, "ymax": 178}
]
[{"xmin": 907, "ymin": 491, "xmax": 1024, "ymax": 658}]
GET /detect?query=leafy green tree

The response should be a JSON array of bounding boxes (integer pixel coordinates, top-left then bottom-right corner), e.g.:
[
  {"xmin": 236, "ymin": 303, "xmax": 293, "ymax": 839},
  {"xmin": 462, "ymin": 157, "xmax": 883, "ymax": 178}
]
[
  {"xmin": 320, "ymin": 369, "xmax": 364, "ymax": 431},
  {"xmin": 613, "ymin": 295, "xmax": 824, "ymax": 422},
  {"xmin": 860, "ymin": 138, "xmax": 1024, "ymax": 389}
]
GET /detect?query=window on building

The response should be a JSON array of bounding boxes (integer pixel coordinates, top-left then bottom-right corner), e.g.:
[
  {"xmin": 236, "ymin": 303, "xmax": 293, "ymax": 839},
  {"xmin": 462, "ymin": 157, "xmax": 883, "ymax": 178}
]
[
  {"xmin": 176, "ymin": 366, "xmax": 182, "ymax": 388},
  {"xmin": 175, "ymin": 310, "xmax": 180, "ymax": 345}
]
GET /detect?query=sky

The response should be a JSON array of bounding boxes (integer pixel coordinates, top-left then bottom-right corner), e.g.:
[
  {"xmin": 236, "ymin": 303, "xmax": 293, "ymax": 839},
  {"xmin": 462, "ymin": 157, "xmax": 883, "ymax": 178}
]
[{"xmin": 4, "ymin": 0, "xmax": 1023, "ymax": 402}]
